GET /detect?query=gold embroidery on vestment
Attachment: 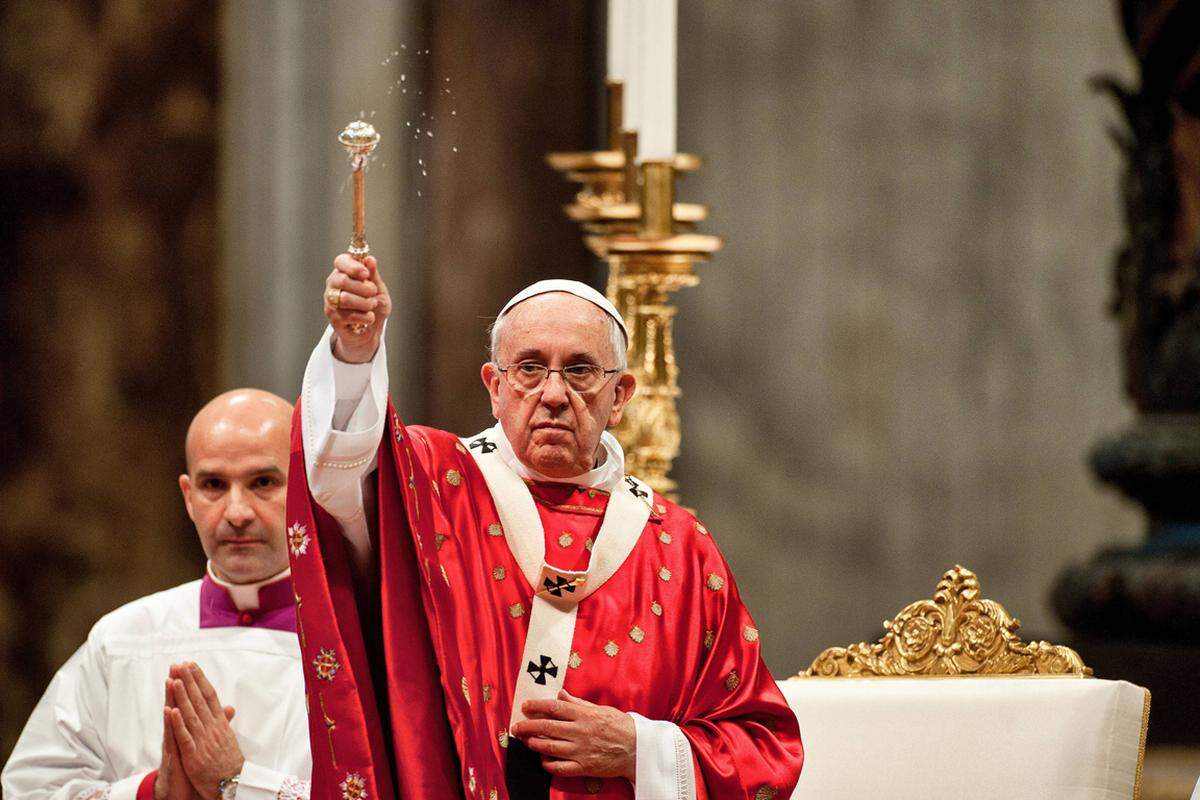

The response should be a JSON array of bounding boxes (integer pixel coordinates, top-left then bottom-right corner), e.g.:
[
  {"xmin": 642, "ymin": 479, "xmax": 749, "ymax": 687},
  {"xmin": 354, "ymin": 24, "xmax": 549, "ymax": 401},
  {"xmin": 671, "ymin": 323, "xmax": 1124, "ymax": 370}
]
[
  {"xmin": 498, "ymin": 729, "xmax": 509, "ymax": 748},
  {"xmin": 569, "ymin": 651, "xmax": 582, "ymax": 668},
  {"xmin": 288, "ymin": 523, "xmax": 310, "ymax": 556},
  {"xmin": 704, "ymin": 630, "xmax": 716, "ymax": 649},
  {"xmin": 725, "ymin": 670, "xmax": 741, "ymax": 691},
  {"xmin": 584, "ymin": 537, "xmax": 594, "ymax": 551},
  {"xmin": 488, "ymin": 523, "xmax": 503, "ymax": 537},
  {"xmin": 743, "ymin": 625, "xmax": 760, "ymax": 642},
  {"xmin": 492, "ymin": 566, "xmax": 506, "ymax": 580},
  {"xmin": 695, "ymin": 521, "xmax": 708, "ymax": 535},
  {"xmin": 339, "ymin": 772, "xmax": 367, "ymax": 800},
  {"xmin": 755, "ymin": 787, "xmax": 778, "ymax": 800},
  {"xmin": 629, "ymin": 626, "xmax": 645, "ymax": 643},
  {"xmin": 509, "ymin": 602, "xmax": 525, "ymax": 618},
  {"xmin": 658, "ymin": 566, "xmax": 672, "ymax": 581},
  {"xmin": 706, "ymin": 573, "xmax": 725, "ymax": 591},
  {"xmin": 313, "ymin": 648, "xmax": 341, "ymax": 681},
  {"xmin": 658, "ymin": 531, "xmax": 672, "ymax": 544},
  {"xmin": 558, "ymin": 532, "xmax": 574, "ymax": 548},
  {"xmin": 435, "ymin": 533, "xmax": 447, "ymax": 550},
  {"xmin": 483, "ymin": 683, "xmax": 493, "ymax": 702},
  {"xmin": 585, "ymin": 778, "xmax": 603, "ymax": 793},
  {"xmin": 603, "ymin": 640, "xmax": 620, "ymax": 657},
  {"xmin": 461, "ymin": 676, "xmax": 470, "ymax": 705},
  {"xmin": 445, "ymin": 469, "xmax": 462, "ymax": 486},
  {"xmin": 651, "ymin": 601, "xmax": 663, "ymax": 616}
]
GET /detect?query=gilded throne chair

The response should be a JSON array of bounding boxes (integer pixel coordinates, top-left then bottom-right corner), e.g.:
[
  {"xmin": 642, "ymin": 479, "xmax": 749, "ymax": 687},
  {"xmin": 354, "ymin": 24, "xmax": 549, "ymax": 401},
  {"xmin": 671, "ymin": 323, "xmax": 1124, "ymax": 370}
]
[{"xmin": 779, "ymin": 566, "xmax": 1150, "ymax": 799}]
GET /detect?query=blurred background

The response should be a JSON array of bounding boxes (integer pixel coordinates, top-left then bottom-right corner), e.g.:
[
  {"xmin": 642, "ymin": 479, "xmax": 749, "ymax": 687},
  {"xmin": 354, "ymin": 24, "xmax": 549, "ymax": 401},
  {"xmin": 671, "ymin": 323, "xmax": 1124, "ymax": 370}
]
[{"xmin": 4, "ymin": 0, "xmax": 1199, "ymax": 789}]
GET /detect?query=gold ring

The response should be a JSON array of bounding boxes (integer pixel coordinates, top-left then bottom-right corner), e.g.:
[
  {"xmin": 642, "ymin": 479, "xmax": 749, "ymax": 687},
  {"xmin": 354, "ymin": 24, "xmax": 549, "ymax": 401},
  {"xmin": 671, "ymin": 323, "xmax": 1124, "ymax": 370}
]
[
  {"xmin": 348, "ymin": 322, "xmax": 369, "ymax": 334},
  {"xmin": 325, "ymin": 288, "xmax": 342, "ymax": 309}
]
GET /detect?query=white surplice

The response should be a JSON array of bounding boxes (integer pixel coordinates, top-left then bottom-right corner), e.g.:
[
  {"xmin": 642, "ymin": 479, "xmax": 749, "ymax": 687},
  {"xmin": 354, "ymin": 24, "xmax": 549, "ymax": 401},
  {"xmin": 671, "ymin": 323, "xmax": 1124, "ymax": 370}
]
[{"xmin": 2, "ymin": 580, "xmax": 310, "ymax": 800}]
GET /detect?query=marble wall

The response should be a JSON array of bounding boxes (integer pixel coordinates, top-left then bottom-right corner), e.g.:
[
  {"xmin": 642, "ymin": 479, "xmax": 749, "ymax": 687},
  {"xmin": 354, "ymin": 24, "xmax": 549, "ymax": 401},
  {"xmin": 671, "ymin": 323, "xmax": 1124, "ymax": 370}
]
[{"xmin": 672, "ymin": 1, "xmax": 1143, "ymax": 675}]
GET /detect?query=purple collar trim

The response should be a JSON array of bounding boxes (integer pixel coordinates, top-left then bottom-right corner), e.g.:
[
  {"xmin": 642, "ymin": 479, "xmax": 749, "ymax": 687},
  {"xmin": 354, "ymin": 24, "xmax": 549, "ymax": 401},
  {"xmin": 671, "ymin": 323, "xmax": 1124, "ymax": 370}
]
[{"xmin": 199, "ymin": 573, "xmax": 297, "ymax": 633}]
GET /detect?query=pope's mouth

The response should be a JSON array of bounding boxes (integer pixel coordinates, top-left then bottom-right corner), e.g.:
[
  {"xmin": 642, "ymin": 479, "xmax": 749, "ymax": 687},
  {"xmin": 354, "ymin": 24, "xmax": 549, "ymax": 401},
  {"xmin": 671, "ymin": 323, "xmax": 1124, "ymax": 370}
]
[{"xmin": 532, "ymin": 423, "xmax": 572, "ymax": 432}]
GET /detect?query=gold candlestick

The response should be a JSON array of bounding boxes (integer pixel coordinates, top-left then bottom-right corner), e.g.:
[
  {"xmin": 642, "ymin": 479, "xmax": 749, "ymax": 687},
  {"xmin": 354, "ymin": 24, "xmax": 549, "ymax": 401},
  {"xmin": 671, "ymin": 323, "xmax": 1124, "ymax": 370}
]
[{"xmin": 338, "ymin": 119, "xmax": 381, "ymax": 334}]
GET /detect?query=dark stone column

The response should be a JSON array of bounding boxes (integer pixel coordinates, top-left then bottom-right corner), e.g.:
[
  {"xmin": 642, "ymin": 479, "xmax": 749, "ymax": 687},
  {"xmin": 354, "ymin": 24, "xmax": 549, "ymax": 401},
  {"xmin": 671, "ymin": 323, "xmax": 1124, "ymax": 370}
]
[
  {"xmin": 1051, "ymin": 0, "xmax": 1200, "ymax": 743},
  {"xmin": 0, "ymin": 0, "xmax": 218, "ymax": 755},
  {"xmin": 418, "ymin": 0, "xmax": 602, "ymax": 435}
]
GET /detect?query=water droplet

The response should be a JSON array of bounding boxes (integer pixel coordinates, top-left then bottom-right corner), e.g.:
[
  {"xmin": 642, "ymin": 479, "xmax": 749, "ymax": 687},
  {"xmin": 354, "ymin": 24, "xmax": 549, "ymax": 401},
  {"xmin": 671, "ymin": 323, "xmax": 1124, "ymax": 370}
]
[
  {"xmin": 406, "ymin": 121, "xmax": 411, "ymax": 127},
  {"xmin": 445, "ymin": 77, "xmax": 450, "ymax": 82},
  {"xmin": 421, "ymin": 170, "xmax": 427, "ymax": 176},
  {"xmin": 452, "ymin": 146, "xmax": 458, "ymax": 153},
  {"xmin": 401, "ymin": 44, "xmax": 407, "ymax": 50},
  {"xmin": 400, "ymin": 74, "xmax": 406, "ymax": 81},
  {"xmin": 417, "ymin": 190, "xmax": 422, "ymax": 196},
  {"xmin": 451, "ymin": 110, "xmax": 457, "ymax": 116},
  {"xmin": 426, "ymin": 131, "xmax": 433, "ymax": 138}
]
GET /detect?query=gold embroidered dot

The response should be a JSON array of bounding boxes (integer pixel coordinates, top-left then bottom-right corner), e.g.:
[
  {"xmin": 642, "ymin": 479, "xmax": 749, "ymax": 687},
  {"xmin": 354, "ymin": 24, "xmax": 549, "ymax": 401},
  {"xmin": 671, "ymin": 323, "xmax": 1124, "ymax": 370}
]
[
  {"xmin": 445, "ymin": 469, "xmax": 462, "ymax": 486},
  {"xmin": 558, "ymin": 532, "xmax": 574, "ymax": 548},
  {"xmin": 488, "ymin": 523, "xmax": 503, "ymax": 537},
  {"xmin": 483, "ymin": 683, "xmax": 493, "ymax": 702},
  {"xmin": 569, "ymin": 651, "xmax": 582, "ymax": 669},
  {"xmin": 704, "ymin": 630, "xmax": 716, "ymax": 649},
  {"xmin": 489, "ymin": 790, "xmax": 499, "ymax": 800},
  {"xmin": 755, "ymin": 787, "xmax": 778, "ymax": 800},
  {"xmin": 585, "ymin": 778, "xmax": 603, "ymax": 793},
  {"xmin": 655, "ymin": 503, "xmax": 666, "ymax": 515},
  {"xmin": 498, "ymin": 729, "xmax": 509, "ymax": 748},
  {"xmin": 509, "ymin": 602, "xmax": 525, "ymax": 618},
  {"xmin": 461, "ymin": 676, "xmax": 470, "ymax": 705},
  {"xmin": 743, "ymin": 625, "xmax": 760, "ymax": 642},
  {"xmin": 651, "ymin": 601, "xmax": 663, "ymax": 616},
  {"xmin": 435, "ymin": 533, "xmax": 447, "ymax": 550},
  {"xmin": 695, "ymin": 521, "xmax": 709, "ymax": 535},
  {"xmin": 492, "ymin": 566, "xmax": 506, "ymax": 581},
  {"xmin": 658, "ymin": 531, "xmax": 672, "ymax": 545},
  {"xmin": 658, "ymin": 567, "xmax": 672, "ymax": 581},
  {"xmin": 628, "ymin": 626, "xmax": 645, "ymax": 643},
  {"xmin": 584, "ymin": 537, "xmax": 594, "ymax": 552},
  {"xmin": 725, "ymin": 670, "xmax": 741, "ymax": 691},
  {"xmin": 603, "ymin": 640, "xmax": 620, "ymax": 657},
  {"xmin": 441, "ymin": 564, "xmax": 451, "ymax": 586},
  {"xmin": 706, "ymin": 573, "xmax": 725, "ymax": 591},
  {"xmin": 455, "ymin": 442, "xmax": 468, "ymax": 454}
]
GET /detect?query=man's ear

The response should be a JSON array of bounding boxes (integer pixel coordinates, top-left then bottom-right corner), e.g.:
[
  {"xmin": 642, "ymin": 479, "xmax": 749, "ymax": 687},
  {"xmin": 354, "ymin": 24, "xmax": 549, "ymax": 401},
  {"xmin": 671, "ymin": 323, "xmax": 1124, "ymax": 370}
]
[
  {"xmin": 481, "ymin": 362, "xmax": 502, "ymax": 419},
  {"xmin": 607, "ymin": 372, "xmax": 637, "ymax": 428},
  {"xmin": 178, "ymin": 474, "xmax": 196, "ymax": 521}
]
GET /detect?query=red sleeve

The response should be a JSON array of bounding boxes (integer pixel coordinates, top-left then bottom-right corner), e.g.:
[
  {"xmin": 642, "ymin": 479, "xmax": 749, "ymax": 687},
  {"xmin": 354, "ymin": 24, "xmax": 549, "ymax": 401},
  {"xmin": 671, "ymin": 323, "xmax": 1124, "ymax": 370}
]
[
  {"xmin": 676, "ymin": 515, "xmax": 804, "ymax": 799},
  {"xmin": 136, "ymin": 770, "xmax": 158, "ymax": 800}
]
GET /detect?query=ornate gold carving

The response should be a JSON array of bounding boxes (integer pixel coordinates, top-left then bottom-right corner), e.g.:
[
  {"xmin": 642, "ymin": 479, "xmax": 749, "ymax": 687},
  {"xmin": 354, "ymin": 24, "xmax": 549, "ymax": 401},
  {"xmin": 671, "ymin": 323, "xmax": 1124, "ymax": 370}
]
[{"xmin": 799, "ymin": 566, "xmax": 1092, "ymax": 678}]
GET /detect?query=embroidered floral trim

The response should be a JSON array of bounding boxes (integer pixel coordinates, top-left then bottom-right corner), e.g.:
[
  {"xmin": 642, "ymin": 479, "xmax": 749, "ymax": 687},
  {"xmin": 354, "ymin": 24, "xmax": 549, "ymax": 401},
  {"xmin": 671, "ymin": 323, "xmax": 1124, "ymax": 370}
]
[
  {"xmin": 703, "ymin": 630, "xmax": 716, "ymax": 649},
  {"xmin": 288, "ymin": 523, "xmax": 310, "ymax": 556},
  {"xmin": 658, "ymin": 531, "xmax": 672, "ymax": 544},
  {"xmin": 706, "ymin": 573, "xmax": 725, "ymax": 591},
  {"xmin": 672, "ymin": 724, "xmax": 692, "ymax": 800},
  {"xmin": 488, "ymin": 523, "xmax": 504, "ymax": 537},
  {"xmin": 445, "ymin": 469, "xmax": 462, "ymax": 486},
  {"xmin": 651, "ymin": 601, "xmax": 663, "ymax": 616},
  {"xmin": 339, "ymin": 772, "xmax": 367, "ymax": 800},
  {"xmin": 72, "ymin": 787, "xmax": 110, "ymax": 800},
  {"xmin": 629, "ymin": 626, "xmax": 645, "ymax": 643},
  {"xmin": 313, "ymin": 648, "xmax": 341, "ymax": 681},
  {"xmin": 277, "ymin": 777, "xmax": 310, "ymax": 800}
]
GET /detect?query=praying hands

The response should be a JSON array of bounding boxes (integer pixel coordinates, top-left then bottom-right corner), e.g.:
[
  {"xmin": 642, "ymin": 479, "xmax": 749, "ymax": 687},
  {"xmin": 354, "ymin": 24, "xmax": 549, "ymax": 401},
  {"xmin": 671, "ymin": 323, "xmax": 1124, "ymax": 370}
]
[{"xmin": 161, "ymin": 663, "xmax": 243, "ymax": 800}]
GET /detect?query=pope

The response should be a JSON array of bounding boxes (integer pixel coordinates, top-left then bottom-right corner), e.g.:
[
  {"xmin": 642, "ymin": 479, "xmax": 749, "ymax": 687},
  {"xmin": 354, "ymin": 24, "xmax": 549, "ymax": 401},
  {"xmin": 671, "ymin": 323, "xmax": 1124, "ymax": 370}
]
[{"xmin": 287, "ymin": 254, "xmax": 803, "ymax": 799}]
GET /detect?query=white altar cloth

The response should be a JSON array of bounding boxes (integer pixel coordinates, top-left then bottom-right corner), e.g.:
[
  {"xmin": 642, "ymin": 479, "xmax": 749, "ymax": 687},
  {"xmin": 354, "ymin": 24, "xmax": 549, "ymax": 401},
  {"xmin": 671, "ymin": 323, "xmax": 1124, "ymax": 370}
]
[{"xmin": 779, "ymin": 676, "xmax": 1148, "ymax": 799}]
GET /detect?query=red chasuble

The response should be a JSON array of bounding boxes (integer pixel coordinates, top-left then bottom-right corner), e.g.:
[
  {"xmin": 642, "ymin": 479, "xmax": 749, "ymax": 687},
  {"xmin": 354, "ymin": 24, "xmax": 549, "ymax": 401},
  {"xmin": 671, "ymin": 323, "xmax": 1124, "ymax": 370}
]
[{"xmin": 286, "ymin": 404, "xmax": 803, "ymax": 800}]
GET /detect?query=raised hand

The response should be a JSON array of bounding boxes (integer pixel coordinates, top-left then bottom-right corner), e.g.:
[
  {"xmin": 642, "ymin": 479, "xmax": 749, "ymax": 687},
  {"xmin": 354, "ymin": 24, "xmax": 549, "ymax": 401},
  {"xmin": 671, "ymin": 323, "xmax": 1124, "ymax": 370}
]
[
  {"xmin": 324, "ymin": 254, "xmax": 391, "ymax": 363},
  {"xmin": 510, "ymin": 689, "xmax": 637, "ymax": 782},
  {"xmin": 167, "ymin": 663, "xmax": 244, "ymax": 799}
]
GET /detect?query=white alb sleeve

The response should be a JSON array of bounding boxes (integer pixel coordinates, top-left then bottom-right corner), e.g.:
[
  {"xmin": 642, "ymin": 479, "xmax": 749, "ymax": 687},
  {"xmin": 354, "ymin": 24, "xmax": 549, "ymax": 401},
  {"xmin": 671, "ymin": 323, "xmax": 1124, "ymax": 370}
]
[
  {"xmin": 235, "ymin": 761, "xmax": 310, "ymax": 800},
  {"xmin": 301, "ymin": 324, "xmax": 389, "ymax": 565},
  {"xmin": 1, "ymin": 638, "xmax": 148, "ymax": 800},
  {"xmin": 628, "ymin": 713, "xmax": 697, "ymax": 800}
]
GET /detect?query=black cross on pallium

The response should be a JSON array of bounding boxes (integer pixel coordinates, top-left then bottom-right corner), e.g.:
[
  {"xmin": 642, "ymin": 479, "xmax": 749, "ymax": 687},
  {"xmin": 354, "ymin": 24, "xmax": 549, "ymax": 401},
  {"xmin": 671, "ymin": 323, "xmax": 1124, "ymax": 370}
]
[
  {"xmin": 469, "ymin": 436, "xmax": 497, "ymax": 454},
  {"xmin": 542, "ymin": 575, "xmax": 577, "ymax": 597},
  {"xmin": 527, "ymin": 654, "xmax": 559, "ymax": 685},
  {"xmin": 625, "ymin": 476, "xmax": 648, "ymax": 499}
]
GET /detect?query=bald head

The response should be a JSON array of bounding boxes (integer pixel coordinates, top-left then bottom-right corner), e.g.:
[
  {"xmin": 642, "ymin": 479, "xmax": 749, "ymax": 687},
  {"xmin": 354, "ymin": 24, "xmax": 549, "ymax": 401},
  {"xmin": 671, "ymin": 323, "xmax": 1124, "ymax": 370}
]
[
  {"xmin": 180, "ymin": 389, "xmax": 294, "ymax": 584},
  {"xmin": 185, "ymin": 389, "xmax": 293, "ymax": 472}
]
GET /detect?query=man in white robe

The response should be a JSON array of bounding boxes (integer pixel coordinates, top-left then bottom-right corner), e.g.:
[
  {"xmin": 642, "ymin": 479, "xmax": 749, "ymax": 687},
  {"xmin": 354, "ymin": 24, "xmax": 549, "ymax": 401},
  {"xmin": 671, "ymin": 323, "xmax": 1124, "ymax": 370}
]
[{"xmin": 3, "ymin": 390, "xmax": 311, "ymax": 800}]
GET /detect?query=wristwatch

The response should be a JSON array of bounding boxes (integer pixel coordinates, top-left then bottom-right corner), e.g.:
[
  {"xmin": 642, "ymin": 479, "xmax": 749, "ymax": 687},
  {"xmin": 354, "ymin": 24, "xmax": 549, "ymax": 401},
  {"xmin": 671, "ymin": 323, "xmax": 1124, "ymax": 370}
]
[{"xmin": 216, "ymin": 775, "xmax": 240, "ymax": 800}]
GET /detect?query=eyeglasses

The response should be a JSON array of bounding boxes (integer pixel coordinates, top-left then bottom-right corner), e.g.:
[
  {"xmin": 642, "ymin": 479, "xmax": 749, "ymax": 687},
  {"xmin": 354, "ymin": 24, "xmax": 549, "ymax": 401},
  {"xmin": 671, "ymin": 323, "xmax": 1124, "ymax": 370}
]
[{"xmin": 495, "ymin": 361, "xmax": 622, "ymax": 395}]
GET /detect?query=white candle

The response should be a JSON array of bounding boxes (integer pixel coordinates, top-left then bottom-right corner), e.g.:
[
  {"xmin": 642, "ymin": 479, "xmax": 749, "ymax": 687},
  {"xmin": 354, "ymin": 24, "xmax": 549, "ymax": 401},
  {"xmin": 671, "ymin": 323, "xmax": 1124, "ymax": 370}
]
[
  {"xmin": 636, "ymin": 0, "xmax": 677, "ymax": 160},
  {"xmin": 608, "ymin": 0, "xmax": 641, "ymax": 132}
]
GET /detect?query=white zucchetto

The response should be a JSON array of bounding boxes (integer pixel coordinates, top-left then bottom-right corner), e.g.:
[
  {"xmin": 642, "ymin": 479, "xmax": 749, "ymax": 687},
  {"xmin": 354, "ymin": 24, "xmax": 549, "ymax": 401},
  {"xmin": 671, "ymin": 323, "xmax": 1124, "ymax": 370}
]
[{"xmin": 498, "ymin": 279, "xmax": 628, "ymax": 345}]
